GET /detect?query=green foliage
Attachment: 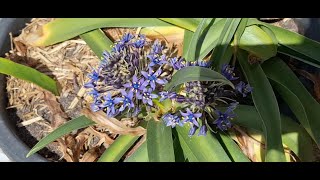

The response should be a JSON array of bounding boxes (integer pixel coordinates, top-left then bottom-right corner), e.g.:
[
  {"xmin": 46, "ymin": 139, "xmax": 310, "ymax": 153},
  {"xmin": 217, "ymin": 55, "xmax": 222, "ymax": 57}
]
[{"xmin": 0, "ymin": 58, "xmax": 59, "ymax": 96}]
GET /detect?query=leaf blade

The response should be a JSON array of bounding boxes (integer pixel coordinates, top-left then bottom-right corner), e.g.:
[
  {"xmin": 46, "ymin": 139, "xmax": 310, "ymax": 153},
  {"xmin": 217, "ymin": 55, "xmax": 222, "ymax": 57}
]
[
  {"xmin": 231, "ymin": 105, "xmax": 315, "ymax": 162},
  {"xmin": 175, "ymin": 125, "xmax": 231, "ymax": 162},
  {"xmin": 98, "ymin": 135, "xmax": 140, "ymax": 162},
  {"xmin": 210, "ymin": 18, "xmax": 241, "ymax": 66},
  {"xmin": 237, "ymin": 50, "xmax": 286, "ymax": 162},
  {"xmin": 27, "ymin": 116, "xmax": 95, "ymax": 157},
  {"xmin": 217, "ymin": 132, "xmax": 251, "ymax": 162},
  {"xmin": 147, "ymin": 119, "xmax": 175, "ymax": 162},
  {"xmin": 262, "ymin": 57, "xmax": 320, "ymax": 146},
  {"xmin": 124, "ymin": 142, "xmax": 149, "ymax": 162},
  {"xmin": 0, "ymin": 58, "xmax": 59, "ymax": 96},
  {"xmin": 187, "ymin": 18, "xmax": 207, "ymax": 61},
  {"xmin": 164, "ymin": 66, "xmax": 234, "ymax": 91},
  {"xmin": 239, "ymin": 25, "xmax": 277, "ymax": 61},
  {"xmin": 28, "ymin": 18, "xmax": 173, "ymax": 46},
  {"xmin": 80, "ymin": 29, "xmax": 113, "ymax": 59}
]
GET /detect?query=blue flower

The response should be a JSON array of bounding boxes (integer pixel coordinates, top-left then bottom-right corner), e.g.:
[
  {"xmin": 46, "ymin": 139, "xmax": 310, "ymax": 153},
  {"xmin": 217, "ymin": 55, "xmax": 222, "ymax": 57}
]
[
  {"xmin": 198, "ymin": 125, "xmax": 208, "ymax": 136},
  {"xmin": 112, "ymin": 42, "xmax": 125, "ymax": 52},
  {"xmin": 124, "ymin": 75, "xmax": 148, "ymax": 96},
  {"xmin": 148, "ymin": 54, "xmax": 167, "ymax": 67},
  {"xmin": 159, "ymin": 91, "xmax": 177, "ymax": 102},
  {"xmin": 169, "ymin": 57, "xmax": 185, "ymax": 70},
  {"xmin": 88, "ymin": 88, "xmax": 100, "ymax": 99},
  {"xmin": 133, "ymin": 35, "xmax": 146, "ymax": 48},
  {"xmin": 195, "ymin": 59, "xmax": 210, "ymax": 67},
  {"xmin": 88, "ymin": 68, "xmax": 100, "ymax": 82},
  {"xmin": 137, "ymin": 88, "xmax": 158, "ymax": 106},
  {"xmin": 90, "ymin": 99, "xmax": 103, "ymax": 112},
  {"xmin": 213, "ymin": 103, "xmax": 238, "ymax": 131},
  {"xmin": 188, "ymin": 124, "xmax": 198, "ymax": 137},
  {"xmin": 180, "ymin": 108, "xmax": 202, "ymax": 127},
  {"xmin": 151, "ymin": 40, "xmax": 163, "ymax": 54},
  {"xmin": 121, "ymin": 33, "xmax": 134, "ymax": 43},
  {"xmin": 235, "ymin": 81, "xmax": 253, "ymax": 97},
  {"xmin": 84, "ymin": 81, "xmax": 96, "ymax": 88},
  {"xmin": 118, "ymin": 90, "xmax": 135, "ymax": 112},
  {"xmin": 141, "ymin": 68, "xmax": 167, "ymax": 90},
  {"xmin": 162, "ymin": 114, "xmax": 183, "ymax": 128},
  {"xmin": 100, "ymin": 93, "xmax": 122, "ymax": 117},
  {"xmin": 221, "ymin": 64, "xmax": 238, "ymax": 81}
]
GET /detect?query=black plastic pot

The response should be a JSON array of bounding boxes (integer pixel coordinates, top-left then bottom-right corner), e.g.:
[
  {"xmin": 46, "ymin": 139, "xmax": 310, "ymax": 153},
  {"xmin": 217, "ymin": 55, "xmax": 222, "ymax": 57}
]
[{"xmin": 0, "ymin": 18, "xmax": 46, "ymax": 162}]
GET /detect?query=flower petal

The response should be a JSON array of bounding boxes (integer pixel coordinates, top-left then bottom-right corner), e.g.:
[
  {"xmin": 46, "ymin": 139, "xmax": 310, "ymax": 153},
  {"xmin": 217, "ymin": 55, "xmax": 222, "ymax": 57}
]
[
  {"xmin": 180, "ymin": 110, "xmax": 189, "ymax": 117},
  {"xmin": 141, "ymin": 71, "xmax": 149, "ymax": 79},
  {"xmin": 150, "ymin": 94, "xmax": 158, "ymax": 98},
  {"xmin": 114, "ymin": 97, "xmax": 123, "ymax": 104},
  {"xmin": 186, "ymin": 108, "xmax": 193, "ymax": 115},
  {"xmin": 133, "ymin": 75, "xmax": 138, "ymax": 82}
]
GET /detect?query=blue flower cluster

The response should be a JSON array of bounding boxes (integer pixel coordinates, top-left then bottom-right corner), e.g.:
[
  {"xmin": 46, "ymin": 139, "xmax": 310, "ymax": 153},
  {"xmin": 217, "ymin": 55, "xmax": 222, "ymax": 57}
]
[{"xmin": 85, "ymin": 33, "xmax": 253, "ymax": 137}]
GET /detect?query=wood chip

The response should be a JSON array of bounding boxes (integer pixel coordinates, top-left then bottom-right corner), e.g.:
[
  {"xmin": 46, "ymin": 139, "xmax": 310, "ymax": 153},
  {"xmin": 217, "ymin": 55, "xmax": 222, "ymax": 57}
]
[{"xmin": 17, "ymin": 116, "xmax": 43, "ymax": 127}]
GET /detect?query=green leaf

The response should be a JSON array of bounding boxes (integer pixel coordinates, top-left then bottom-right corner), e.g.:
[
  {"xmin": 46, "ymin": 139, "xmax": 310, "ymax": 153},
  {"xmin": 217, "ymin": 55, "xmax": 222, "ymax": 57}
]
[
  {"xmin": 173, "ymin": 136, "xmax": 187, "ymax": 162},
  {"xmin": 237, "ymin": 50, "xmax": 286, "ymax": 162},
  {"xmin": 158, "ymin": 18, "xmax": 200, "ymax": 32},
  {"xmin": 239, "ymin": 25, "xmax": 277, "ymax": 61},
  {"xmin": 80, "ymin": 29, "xmax": 114, "ymax": 59},
  {"xmin": 234, "ymin": 18, "xmax": 249, "ymax": 46},
  {"xmin": 217, "ymin": 132, "xmax": 251, "ymax": 162},
  {"xmin": 124, "ymin": 142, "xmax": 149, "ymax": 162},
  {"xmin": 262, "ymin": 57, "xmax": 320, "ymax": 147},
  {"xmin": 231, "ymin": 105, "xmax": 315, "ymax": 162},
  {"xmin": 164, "ymin": 66, "xmax": 234, "ymax": 91},
  {"xmin": 213, "ymin": 44, "xmax": 233, "ymax": 72},
  {"xmin": 0, "ymin": 58, "xmax": 59, "ymax": 96},
  {"xmin": 187, "ymin": 18, "xmax": 207, "ymax": 61},
  {"xmin": 247, "ymin": 18, "xmax": 320, "ymax": 66},
  {"xmin": 259, "ymin": 25, "xmax": 278, "ymax": 45},
  {"xmin": 175, "ymin": 19, "xmax": 226, "ymax": 61},
  {"xmin": 266, "ymin": 23, "xmax": 320, "ymax": 64},
  {"xmin": 29, "ymin": 18, "xmax": 173, "ymax": 46},
  {"xmin": 278, "ymin": 45, "xmax": 320, "ymax": 68},
  {"xmin": 197, "ymin": 18, "xmax": 227, "ymax": 60},
  {"xmin": 147, "ymin": 119, "xmax": 175, "ymax": 162},
  {"xmin": 175, "ymin": 124, "xmax": 231, "ymax": 162},
  {"xmin": 210, "ymin": 18, "xmax": 241, "ymax": 65},
  {"xmin": 98, "ymin": 134, "xmax": 140, "ymax": 162},
  {"xmin": 27, "ymin": 116, "xmax": 95, "ymax": 157},
  {"xmin": 182, "ymin": 30, "xmax": 194, "ymax": 58}
]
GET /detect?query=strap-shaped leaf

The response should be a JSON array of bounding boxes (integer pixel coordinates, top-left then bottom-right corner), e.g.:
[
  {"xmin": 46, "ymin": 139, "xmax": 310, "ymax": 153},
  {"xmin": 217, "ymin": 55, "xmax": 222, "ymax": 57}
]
[
  {"xmin": 217, "ymin": 132, "xmax": 250, "ymax": 162},
  {"xmin": 237, "ymin": 50, "xmax": 286, "ymax": 162},
  {"xmin": 147, "ymin": 119, "xmax": 175, "ymax": 162},
  {"xmin": 26, "ymin": 18, "xmax": 173, "ymax": 46},
  {"xmin": 0, "ymin": 58, "xmax": 59, "ymax": 96},
  {"xmin": 158, "ymin": 18, "xmax": 200, "ymax": 32},
  {"xmin": 98, "ymin": 135, "xmax": 140, "ymax": 162},
  {"xmin": 27, "ymin": 116, "xmax": 95, "ymax": 157},
  {"xmin": 247, "ymin": 18, "xmax": 320, "ymax": 67},
  {"xmin": 210, "ymin": 18, "xmax": 241, "ymax": 65},
  {"xmin": 231, "ymin": 105, "xmax": 315, "ymax": 162},
  {"xmin": 124, "ymin": 142, "xmax": 149, "ymax": 162},
  {"xmin": 187, "ymin": 18, "xmax": 207, "ymax": 61},
  {"xmin": 175, "ymin": 124, "xmax": 231, "ymax": 162},
  {"xmin": 278, "ymin": 45, "xmax": 320, "ymax": 68},
  {"xmin": 182, "ymin": 30, "xmax": 194, "ymax": 58},
  {"xmin": 164, "ymin": 66, "xmax": 234, "ymax": 91},
  {"xmin": 80, "ymin": 29, "xmax": 113, "ymax": 59},
  {"xmin": 262, "ymin": 57, "xmax": 320, "ymax": 147},
  {"xmin": 239, "ymin": 25, "xmax": 277, "ymax": 61}
]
